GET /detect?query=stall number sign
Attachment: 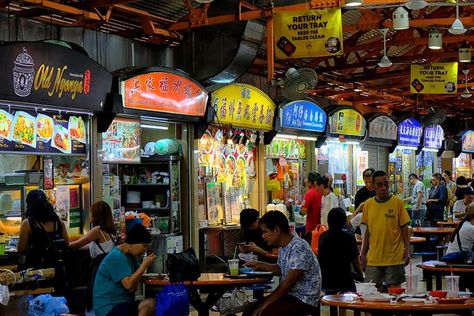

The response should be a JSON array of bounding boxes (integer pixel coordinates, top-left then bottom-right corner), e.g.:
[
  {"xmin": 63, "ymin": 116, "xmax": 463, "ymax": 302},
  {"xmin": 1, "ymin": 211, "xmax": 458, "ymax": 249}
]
[
  {"xmin": 423, "ymin": 125, "xmax": 444, "ymax": 149},
  {"xmin": 274, "ymin": 8, "xmax": 343, "ymax": 59},
  {"xmin": 368, "ymin": 115, "xmax": 397, "ymax": 141},
  {"xmin": 329, "ymin": 109, "xmax": 366, "ymax": 137},
  {"xmin": 398, "ymin": 118, "xmax": 422, "ymax": 147},
  {"xmin": 280, "ymin": 100, "xmax": 326, "ymax": 133}
]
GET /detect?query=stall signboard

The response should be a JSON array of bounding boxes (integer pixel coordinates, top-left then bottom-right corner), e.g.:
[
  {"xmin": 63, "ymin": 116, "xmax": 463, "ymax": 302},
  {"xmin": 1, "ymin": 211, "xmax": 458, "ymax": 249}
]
[
  {"xmin": 280, "ymin": 100, "xmax": 326, "ymax": 132},
  {"xmin": 410, "ymin": 62, "xmax": 458, "ymax": 94},
  {"xmin": 329, "ymin": 109, "xmax": 366, "ymax": 137},
  {"xmin": 212, "ymin": 84, "xmax": 276, "ymax": 130},
  {"xmin": 0, "ymin": 108, "xmax": 86, "ymax": 155},
  {"xmin": 423, "ymin": 125, "xmax": 444, "ymax": 149},
  {"xmin": 462, "ymin": 130, "xmax": 474, "ymax": 153},
  {"xmin": 273, "ymin": 8, "xmax": 343, "ymax": 59},
  {"xmin": 102, "ymin": 117, "xmax": 141, "ymax": 163},
  {"xmin": 368, "ymin": 115, "xmax": 397, "ymax": 141},
  {"xmin": 121, "ymin": 71, "xmax": 208, "ymax": 117},
  {"xmin": 398, "ymin": 118, "xmax": 423, "ymax": 147},
  {"xmin": 0, "ymin": 42, "xmax": 113, "ymax": 112}
]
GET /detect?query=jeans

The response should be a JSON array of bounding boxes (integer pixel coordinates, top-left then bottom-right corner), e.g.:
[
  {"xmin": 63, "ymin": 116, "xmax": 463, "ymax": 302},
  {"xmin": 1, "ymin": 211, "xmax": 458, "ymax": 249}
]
[{"xmin": 412, "ymin": 208, "xmax": 427, "ymax": 226}]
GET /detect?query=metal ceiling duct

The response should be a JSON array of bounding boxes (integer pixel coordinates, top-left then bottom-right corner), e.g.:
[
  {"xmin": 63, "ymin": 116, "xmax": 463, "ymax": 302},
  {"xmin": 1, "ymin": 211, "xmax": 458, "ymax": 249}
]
[{"xmin": 203, "ymin": 20, "xmax": 264, "ymax": 85}]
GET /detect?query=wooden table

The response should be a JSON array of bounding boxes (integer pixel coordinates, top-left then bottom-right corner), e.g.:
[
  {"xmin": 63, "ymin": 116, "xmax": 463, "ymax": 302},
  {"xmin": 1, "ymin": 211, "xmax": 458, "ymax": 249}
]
[
  {"xmin": 418, "ymin": 263, "xmax": 474, "ymax": 291},
  {"xmin": 144, "ymin": 272, "xmax": 272, "ymax": 316},
  {"xmin": 436, "ymin": 221, "xmax": 460, "ymax": 227},
  {"xmin": 412, "ymin": 227, "xmax": 454, "ymax": 235},
  {"xmin": 321, "ymin": 293, "xmax": 474, "ymax": 316},
  {"xmin": 356, "ymin": 236, "xmax": 426, "ymax": 245}
]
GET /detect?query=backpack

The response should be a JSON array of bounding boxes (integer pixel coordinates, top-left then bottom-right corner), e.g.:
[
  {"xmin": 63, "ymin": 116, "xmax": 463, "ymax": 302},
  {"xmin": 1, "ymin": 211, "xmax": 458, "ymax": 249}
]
[
  {"xmin": 166, "ymin": 248, "xmax": 201, "ymax": 282},
  {"xmin": 311, "ymin": 224, "xmax": 327, "ymax": 256},
  {"xmin": 86, "ymin": 241, "xmax": 110, "ymax": 311}
]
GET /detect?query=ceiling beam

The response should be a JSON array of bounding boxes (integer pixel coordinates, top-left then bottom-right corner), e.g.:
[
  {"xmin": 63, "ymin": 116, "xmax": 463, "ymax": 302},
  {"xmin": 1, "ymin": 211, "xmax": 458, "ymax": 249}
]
[
  {"xmin": 20, "ymin": 0, "xmax": 100, "ymax": 20},
  {"xmin": 383, "ymin": 15, "xmax": 474, "ymax": 29},
  {"xmin": 84, "ymin": 0, "xmax": 139, "ymax": 9}
]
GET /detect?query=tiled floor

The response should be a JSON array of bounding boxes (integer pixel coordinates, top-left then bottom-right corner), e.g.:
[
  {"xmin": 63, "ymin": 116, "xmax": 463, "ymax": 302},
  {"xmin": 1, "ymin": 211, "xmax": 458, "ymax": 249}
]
[{"xmin": 189, "ymin": 256, "xmax": 460, "ymax": 316}]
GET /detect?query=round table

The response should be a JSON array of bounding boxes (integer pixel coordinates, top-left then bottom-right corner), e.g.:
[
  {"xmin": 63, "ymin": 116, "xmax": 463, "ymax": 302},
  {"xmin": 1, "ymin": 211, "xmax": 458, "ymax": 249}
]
[
  {"xmin": 412, "ymin": 227, "xmax": 454, "ymax": 235},
  {"xmin": 436, "ymin": 221, "xmax": 460, "ymax": 227},
  {"xmin": 321, "ymin": 293, "xmax": 474, "ymax": 316},
  {"xmin": 418, "ymin": 263, "xmax": 474, "ymax": 291},
  {"xmin": 144, "ymin": 272, "xmax": 272, "ymax": 316}
]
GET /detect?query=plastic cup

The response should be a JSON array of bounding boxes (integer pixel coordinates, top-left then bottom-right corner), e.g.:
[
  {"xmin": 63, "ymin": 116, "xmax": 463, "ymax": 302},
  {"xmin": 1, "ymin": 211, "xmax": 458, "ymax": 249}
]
[
  {"xmin": 405, "ymin": 274, "xmax": 419, "ymax": 295},
  {"xmin": 446, "ymin": 275, "xmax": 460, "ymax": 298},
  {"xmin": 228, "ymin": 259, "xmax": 239, "ymax": 276}
]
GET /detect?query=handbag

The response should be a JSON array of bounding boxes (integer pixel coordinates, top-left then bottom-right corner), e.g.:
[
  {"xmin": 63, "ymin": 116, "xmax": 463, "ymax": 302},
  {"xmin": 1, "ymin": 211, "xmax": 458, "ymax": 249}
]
[
  {"xmin": 217, "ymin": 289, "xmax": 254, "ymax": 315},
  {"xmin": 166, "ymin": 248, "xmax": 201, "ymax": 282},
  {"xmin": 440, "ymin": 229, "xmax": 472, "ymax": 264}
]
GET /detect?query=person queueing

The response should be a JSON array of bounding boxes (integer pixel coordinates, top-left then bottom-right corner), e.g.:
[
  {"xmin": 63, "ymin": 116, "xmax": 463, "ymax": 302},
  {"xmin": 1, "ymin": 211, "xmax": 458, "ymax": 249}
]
[
  {"xmin": 445, "ymin": 204, "xmax": 474, "ymax": 291},
  {"xmin": 69, "ymin": 201, "xmax": 116, "ymax": 258},
  {"xmin": 318, "ymin": 207, "xmax": 363, "ymax": 294},
  {"xmin": 426, "ymin": 173, "xmax": 448, "ymax": 223},
  {"xmin": 360, "ymin": 170, "xmax": 411, "ymax": 291},
  {"xmin": 351, "ymin": 168, "xmax": 375, "ymax": 234},
  {"xmin": 404, "ymin": 173, "xmax": 427, "ymax": 227},
  {"xmin": 93, "ymin": 223, "xmax": 156, "ymax": 316},
  {"xmin": 238, "ymin": 208, "xmax": 273, "ymax": 260},
  {"xmin": 300, "ymin": 171, "xmax": 323, "ymax": 244},
  {"xmin": 315, "ymin": 175, "xmax": 339, "ymax": 227},
  {"xmin": 455, "ymin": 176, "xmax": 470, "ymax": 201},
  {"xmin": 243, "ymin": 211, "xmax": 321, "ymax": 316},
  {"xmin": 17, "ymin": 189, "xmax": 69, "ymax": 294},
  {"xmin": 452, "ymin": 187, "xmax": 474, "ymax": 220}
]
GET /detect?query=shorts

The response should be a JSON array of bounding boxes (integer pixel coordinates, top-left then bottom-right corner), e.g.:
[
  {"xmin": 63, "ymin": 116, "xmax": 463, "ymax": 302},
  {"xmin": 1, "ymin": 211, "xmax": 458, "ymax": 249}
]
[
  {"xmin": 365, "ymin": 265, "xmax": 405, "ymax": 288},
  {"xmin": 107, "ymin": 301, "xmax": 140, "ymax": 316}
]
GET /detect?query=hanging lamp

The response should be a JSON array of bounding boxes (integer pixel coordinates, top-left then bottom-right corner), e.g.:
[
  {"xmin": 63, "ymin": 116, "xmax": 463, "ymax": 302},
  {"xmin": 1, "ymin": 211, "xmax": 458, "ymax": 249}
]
[
  {"xmin": 428, "ymin": 30, "xmax": 443, "ymax": 50},
  {"xmin": 393, "ymin": 7, "xmax": 410, "ymax": 30},
  {"xmin": 449, "ymin": 1, "xmax": 467, "ymax": 35}
]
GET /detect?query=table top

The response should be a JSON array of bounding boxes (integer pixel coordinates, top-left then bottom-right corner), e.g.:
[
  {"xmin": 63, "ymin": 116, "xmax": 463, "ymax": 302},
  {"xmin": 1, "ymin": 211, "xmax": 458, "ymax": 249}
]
[
  {"xmin": 413, "ymin": 227, "xmax": 454, "ymax": 235},
  {"xmin": 418, "ymin": 263, "xmax": 474, "ymax": 273},
  {"xmin": 356, "ymin": 236, "xmax": 426, "ymax": 244},
  {"xmin": 144, "ymin": 272, "xmax": 271, "ymax": 287},
  {"xmin": 436, "ymin": 221, "xmax": 460, "ymax": 227},
  {"xmin": 321, "ymin": 294, "xmax": 474, "ymax": 311}
]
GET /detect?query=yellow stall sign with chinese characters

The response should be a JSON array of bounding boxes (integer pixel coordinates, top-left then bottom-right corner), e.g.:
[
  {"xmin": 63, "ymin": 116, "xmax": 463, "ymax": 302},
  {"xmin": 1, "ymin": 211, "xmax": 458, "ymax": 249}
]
[
  {"xmin": 212, "ymin": 84, "xmax": 276, "ymax": 130},
  {"xmin": 273, "ymin": 8, "xmax": 343, "ymax": 59},
  {"xmin": 410, "ymin": 62, "xmax": 458, "ymax": 94},
  {"xmin": 329, "ymin": 109, "xmax": 366, "ymax": 137}
]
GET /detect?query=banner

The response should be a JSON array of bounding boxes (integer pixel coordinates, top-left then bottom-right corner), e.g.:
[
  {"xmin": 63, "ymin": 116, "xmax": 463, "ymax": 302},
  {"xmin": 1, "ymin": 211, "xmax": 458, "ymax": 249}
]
[
  {"xmin": 410, "ymin": 62, "xmax": 458, "ymax": 94},
  {"xmin": 0, "ymin": 109, "xmax": 86, "ymax": 155},
  {"xmin": 368, "ymin": 115, "xmax": 397, "ymax": 141},
  {"xmin": 121, "ymin": 71, "xmax": 208, "ymax": 117},
  {"xmin": 329, "ymin": 109, "xmax": 366, "ymax": 137},
  {"xmin": 462, "ymin": 130, "xmax": 474, "ymax": 153},
  {"xmin": 280, "ymin": 100, "xmax": 326, "ymax": 132},
  {"xmin": 398, "ymin": 118, "xmax": 422, "ymax": 147},
  {"xmin": 274, "ymin": 8, "xmax": 343, "ymax": 59},
  {"xmin": 423, "ymin": 125, "xmax": 444, "ymax": 149},
  {"xmin": 0, "ymin": 42, "xmax": 112, "ymax": 112},
  {"xmin": 212, "ymin": 84, "xmax": 275, "ymax": 130}
]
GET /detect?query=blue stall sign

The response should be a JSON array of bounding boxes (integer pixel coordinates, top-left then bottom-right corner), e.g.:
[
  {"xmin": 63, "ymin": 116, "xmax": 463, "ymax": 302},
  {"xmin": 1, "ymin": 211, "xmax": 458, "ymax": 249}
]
[
  {"xmin": 424, "ymin": 125, "xmax": 444, "ymax": 149},
  {"xmin": 280, "ymin": 100, "xmax": 327, "ymax": 133},
  {"xmin": 398, "ymin": 118, "xmax": 422, "ymax": 147}
]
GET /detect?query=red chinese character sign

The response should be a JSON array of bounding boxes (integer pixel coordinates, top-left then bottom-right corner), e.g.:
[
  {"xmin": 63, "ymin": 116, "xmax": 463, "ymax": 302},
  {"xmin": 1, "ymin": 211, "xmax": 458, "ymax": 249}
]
[{"xmin": 121, "ymin": 71, "xmax": 208, "ymax": 117}]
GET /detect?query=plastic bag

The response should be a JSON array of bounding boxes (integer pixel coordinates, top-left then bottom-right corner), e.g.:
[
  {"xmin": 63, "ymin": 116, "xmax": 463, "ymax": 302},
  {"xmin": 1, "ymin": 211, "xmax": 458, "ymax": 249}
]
[
  {"xmin": 311, "ymin": 224, "xmax": 327, "ymax": 255},
  {"xmin": 0, "ymin": 285, "xmax": 9, "ymax": 306},
  {"xmin": 155, "ymin": 283, "xmax": 189, "ymax": 316},
  {"xmin": 28, "ymin": 294, "xmax": 69, "ymax": 316},
  {"xmin": 217, "ymin": 289, "xmax": 254, "ymax": 315}
]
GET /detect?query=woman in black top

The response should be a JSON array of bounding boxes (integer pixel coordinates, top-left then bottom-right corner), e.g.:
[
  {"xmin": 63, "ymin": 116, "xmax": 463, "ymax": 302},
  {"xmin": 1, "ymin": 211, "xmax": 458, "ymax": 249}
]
[
  {"xmin": 318, "ymin": 207, "xmax": 363, "ymax": 293},
  {"xmin": 455, "ymin": 176, "xmax": 470, "ymax": 201},
  {"xmin": 426, "ymin": 173, "xmax": 448, "ymax": 222},
  {"xmin": 18, "ymin": 190, "xmax": 69, "ymax": 292}
]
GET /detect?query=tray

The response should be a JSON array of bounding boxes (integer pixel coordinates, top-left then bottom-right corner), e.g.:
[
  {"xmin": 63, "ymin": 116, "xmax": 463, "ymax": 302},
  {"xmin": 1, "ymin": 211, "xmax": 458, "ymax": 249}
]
[{"xmin": 436, "ymin": 297, "xmax": 468, "ymax": 304}]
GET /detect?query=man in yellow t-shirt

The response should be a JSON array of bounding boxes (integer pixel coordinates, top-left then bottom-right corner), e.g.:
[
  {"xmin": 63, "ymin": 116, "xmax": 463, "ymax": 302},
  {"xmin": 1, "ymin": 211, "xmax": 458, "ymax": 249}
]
[{"xmin": 360, "ymin": 170, "xmax": 411, "ymax": 290}]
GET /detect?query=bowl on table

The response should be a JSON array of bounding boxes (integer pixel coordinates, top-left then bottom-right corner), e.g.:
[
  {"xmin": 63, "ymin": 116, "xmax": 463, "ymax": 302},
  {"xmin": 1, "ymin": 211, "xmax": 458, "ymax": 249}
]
[
  {"xmin": 239, "ymin": 267, "xmax": 253, "ymax": 274},
  {"xmin": 388, "ymin": 288, "xmax": 405, "ymax": 295},
  {"xmin": 430, "ymin": 290, "xmax": 447, "ymax": 298}
]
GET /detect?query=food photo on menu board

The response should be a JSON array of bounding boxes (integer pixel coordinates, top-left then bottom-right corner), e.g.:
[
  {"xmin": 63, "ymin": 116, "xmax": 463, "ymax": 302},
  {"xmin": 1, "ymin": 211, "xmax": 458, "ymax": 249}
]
[
  {"xmin": 102, "ymin": 118, "xmax": 141, "ymax": 163},
  {"xmin": 0, "ymin": 108, "xmax": 86, "ymax": 155}
]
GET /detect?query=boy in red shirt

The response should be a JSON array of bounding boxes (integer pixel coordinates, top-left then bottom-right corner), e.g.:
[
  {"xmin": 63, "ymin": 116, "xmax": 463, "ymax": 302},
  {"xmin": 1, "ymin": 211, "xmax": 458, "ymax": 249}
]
[{"xmin": 300, "ymin": 172, "xmax": 323, "ymax": 243}]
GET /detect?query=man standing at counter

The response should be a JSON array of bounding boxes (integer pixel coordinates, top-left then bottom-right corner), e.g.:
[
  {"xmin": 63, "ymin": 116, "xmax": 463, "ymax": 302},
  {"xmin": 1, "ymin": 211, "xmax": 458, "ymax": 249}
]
[
  {"xmin": 360, "ymin": 170, "xmax": 411, "ymax": 290},
  {"xmin": 300, "ymin": 171, "xmax": 323, "ymax": 243}
]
